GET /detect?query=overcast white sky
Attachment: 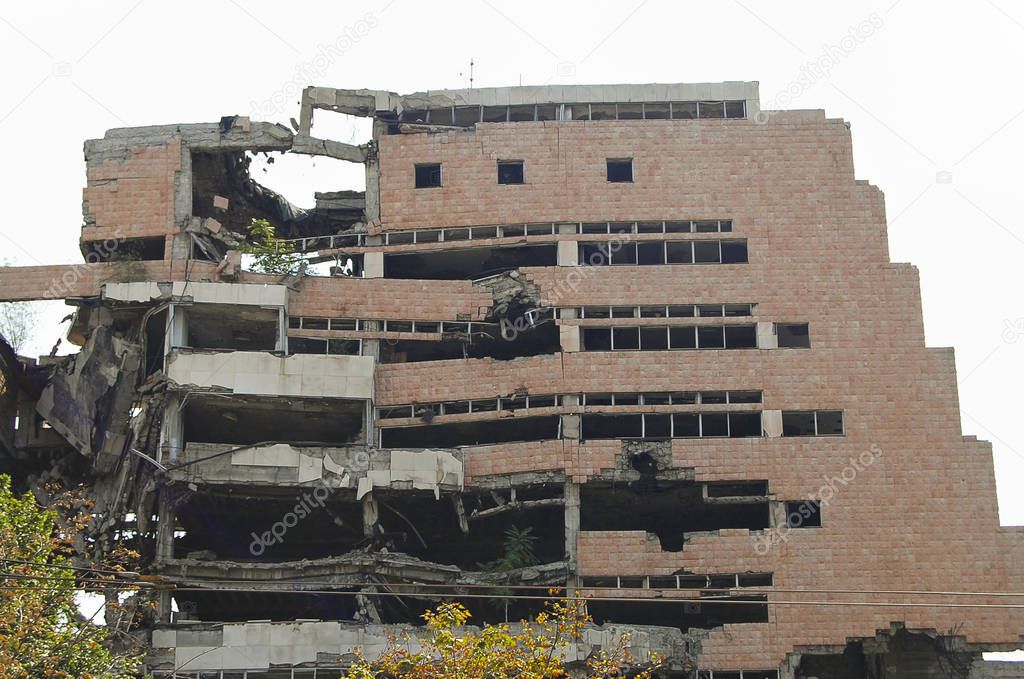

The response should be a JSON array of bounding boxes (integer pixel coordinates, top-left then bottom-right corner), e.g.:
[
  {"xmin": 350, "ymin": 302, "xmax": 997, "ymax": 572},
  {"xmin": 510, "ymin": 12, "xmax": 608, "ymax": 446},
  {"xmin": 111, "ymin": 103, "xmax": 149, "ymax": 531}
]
[{"xmin": 1, "ymin": 1, "xmax": 1022, "ymax": 529}]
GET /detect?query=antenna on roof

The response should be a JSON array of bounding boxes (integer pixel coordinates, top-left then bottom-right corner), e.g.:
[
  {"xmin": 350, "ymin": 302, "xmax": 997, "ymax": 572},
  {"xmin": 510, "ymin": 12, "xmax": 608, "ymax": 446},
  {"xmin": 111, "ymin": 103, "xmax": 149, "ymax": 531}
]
[{"xmin": 470, "ymin": 58, "xmax": 474, "ymax": 89}]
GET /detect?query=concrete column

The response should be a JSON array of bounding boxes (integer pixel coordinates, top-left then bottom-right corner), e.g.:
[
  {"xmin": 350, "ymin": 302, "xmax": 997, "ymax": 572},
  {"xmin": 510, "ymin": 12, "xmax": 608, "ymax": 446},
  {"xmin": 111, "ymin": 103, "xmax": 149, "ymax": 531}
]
[
  {"xmin": 276, "ymin": 307, "xmax": 287, "ymax": 353},
  {"xmin": 168, "ymin": 304, "xmax": 188, "ymax": 349},
  {"xmin": 362, "ymin": 493, "xmax": 379, "ymax": 538},
  {"xmin": 557, "ymin": 240, "xmax": 579, "ymax": 266},
  {"xmin": 155, "ymin": 495, "xmax": 175, "ymax": 622},
  {"xmin": 564, "ymin": 482, "xmax": 581, "ymax": 590},
  {"xmin": 756, "ymin": 321, "xmax": 777, "ymax": 349},
  {"xmin": 559, "ymin": 325, "xmax": 581, "ymax": 352},
  {"xmin": 160, "ymin": 395, "xmax": 184, "ymax": 464},
  {"xmin": 363, "ymin": 252, "xmax": 384, "ymax": 279}
]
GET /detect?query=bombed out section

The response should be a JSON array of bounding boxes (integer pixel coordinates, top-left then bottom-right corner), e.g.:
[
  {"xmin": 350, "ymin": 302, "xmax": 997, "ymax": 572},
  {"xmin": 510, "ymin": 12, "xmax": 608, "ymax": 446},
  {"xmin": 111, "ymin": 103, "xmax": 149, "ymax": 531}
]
[
  {"xmin": 183, "ymin": 394, "xmax": 365, "ymax": 446},
  {"xmin": 384, "ymin": 244, "xmax": 557, "ymax": 280},
  {"xmin": 581, "ymin": 481, "xmax": 770, "ymax": 551},
  {"xmin": 587, "ymin": 596, "xmax": 768, "ymax": 633},
  {"xmin": 173, "ymin": 492, "xmax": 366, "ymax": 561},
  {"xmin": 380, "ymin": 415, "xmax": 560, "ymax": 448},
  {"xmin": 184, "ymin": 305, "xmax": 279, "ymax": 352},
  {"xmin": 378, "ymin": 321, "xmax": 560, "ymax": 363}
]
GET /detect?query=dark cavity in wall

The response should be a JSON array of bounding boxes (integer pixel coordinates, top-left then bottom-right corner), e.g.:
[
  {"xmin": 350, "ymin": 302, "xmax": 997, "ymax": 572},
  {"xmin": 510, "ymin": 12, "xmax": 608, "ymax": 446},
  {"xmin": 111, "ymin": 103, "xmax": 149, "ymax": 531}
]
[
  {"xmin": 581, "ymin": 481, "xmax": 769, "ymax": 551},
  {"xmin": 384, "ymin": 244, "xmax": 557, "ymax": 280}
]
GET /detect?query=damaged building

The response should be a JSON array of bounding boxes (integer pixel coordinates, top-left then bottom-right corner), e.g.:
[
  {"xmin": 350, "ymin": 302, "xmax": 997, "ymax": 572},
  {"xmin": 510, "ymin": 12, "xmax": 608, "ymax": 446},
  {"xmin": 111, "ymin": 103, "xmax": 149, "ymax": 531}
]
[{"xmin": 0, "ymin": 81, "xmax": 1023, "ymax": 677}]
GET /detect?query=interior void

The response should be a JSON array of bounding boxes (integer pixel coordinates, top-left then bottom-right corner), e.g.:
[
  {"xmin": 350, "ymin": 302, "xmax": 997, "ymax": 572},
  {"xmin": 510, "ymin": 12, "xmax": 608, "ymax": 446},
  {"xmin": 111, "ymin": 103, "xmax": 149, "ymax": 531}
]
[
  {"xmin": 84, "ymin": 236, "xmax": 165, "ymax": 261},
  {"xmin": 191, "ymin": 151, "xmax": 364, "ymax": 240},
  {"xmin": 378, "ymin": 321, "xmax": 560, "ymax": 363},
  {"xmin": 183, "ymin": 394, "xmax": 365, "ymax": 446},
  {"xmin": 175, "ymin": 588, "xmax": 442, "ymax": 626},
  {"xmin": 185, "ymin": 304, "xmax": 278, "ymax": 351},
  {"xmin": 796, "ymin": 628, "xmax": 978, "ymax": 679},
  {"xmin": 587, "ymin": 596, "xmax": 768, "ymax": 633},
  {"xmin": 144, "ymin": 308, "xmax": 168, "ymax": 376},
  {"xmin": 379, "ymin": 415, "xmax": 560, "ymax": 448},
  {"xmin": 384, "ymin": 244, "xmax": 557, "ymax": 280},
  {"xmin": 174, "ymin": 492, "xmax": 366, "ymax": 560},
  {"xmin": 581, "ymin": 481, "xmax": 770, "ymax": 551}
]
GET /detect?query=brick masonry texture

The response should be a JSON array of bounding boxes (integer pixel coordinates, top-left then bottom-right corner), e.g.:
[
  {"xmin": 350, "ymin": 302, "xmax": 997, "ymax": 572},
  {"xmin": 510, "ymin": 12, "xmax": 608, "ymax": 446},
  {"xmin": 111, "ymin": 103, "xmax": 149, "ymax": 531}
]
[
  {"xmin": 82, "ymin": 138, "xmax": 181, "ymax": 244},
  {"xmin": 0, "ymin": 103, "xmax": 1019, "ymax": 671},
  {"xmin": 374, "ymin": 112, "xmax": 1024, "ymax": 667}
]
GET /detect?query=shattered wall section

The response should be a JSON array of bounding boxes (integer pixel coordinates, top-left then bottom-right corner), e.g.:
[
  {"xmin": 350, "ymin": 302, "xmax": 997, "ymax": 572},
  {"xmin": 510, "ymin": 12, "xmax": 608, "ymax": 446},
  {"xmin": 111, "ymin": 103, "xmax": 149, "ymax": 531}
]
[
  {"xmin": 83, "ymin": 137, "xmax": 183, "ymax": 249},
  {"xmin": 36, "ymin": 324, "xmax": 140, "ymax": 467}
]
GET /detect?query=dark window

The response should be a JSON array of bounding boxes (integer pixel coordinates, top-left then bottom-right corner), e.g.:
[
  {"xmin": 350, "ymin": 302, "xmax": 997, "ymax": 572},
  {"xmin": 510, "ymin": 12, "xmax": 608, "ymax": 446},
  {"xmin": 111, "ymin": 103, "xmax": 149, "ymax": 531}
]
[
  {"xmin": 701, "ymin": 391, "xmax": 728, "ymax": 404},
  {"xmin": 782, "ymin": 411, "xmax": 816, "ymax": 437},
  {"xmin": 671, "ymin": 391, "xmax": 698, "ymax": 405},
  {"xmin": 497, "ymin": 161, "xmax": 524, "ymax": 185},
  {"xmin": 640, "ymin": 305, "xmax": 667, "ymax": 318},
  {"xmin": 579, "ymin": 242, "xmax": 612, "ymax": 266},
  {"xmin": 612, "ymin": 327, "xmax": 640, "ymax": 350},
  {"xmin": 786, "ymin": 500, "xmax": 822, "ymax": 528},
  {"xmin": 442, "ymin": 401, "xmax": 469, "ymax": 415},
  {"xmin": 777, "ymin": 323, "xmax": 810, "ymax": 348},
  {"xmin": 587, "ymin": 393, "xmax": 614, "ymax": 406},
  {"xmin": 610, "ymin": 306, "xmax": 635, "ymax": 319},
  {"xmin": 694, "ymin": 220, "xmax": 720, "ymax": 233},
  {"xmin": 508, "ymin": 104, "xmax": 535, "ymax": 121},
  {"xmin": 725, "ymin": 325, "xmax": 757, "ymax": 348},
  {"xmin": 729, "ymin": 390, "xmax": 762, "ymax": 404},
  {"xmin": 694, "ymin": 241, "xmax": 721, "ymax": 263},
  {"xmin": 386, "ymin": 320, "xmax": 413, "ymax": 333},
  {"xmin": 590, "ymin": 104, "xmax": 616, "ymax": 121},
  {"xmin": 816, "ymin": 410, "xmax": 844, "ymax": 435},
  {"xmin": 673, "ymin": 413, "xmax": 700, "ymax": 437},
  {"xmin": 637, "ymin": 241, "xmax": 664, "ymax": 264},
  {"xmin": 729, "ymin": 412, "xmax": 762, "ymax": 437},
  {"xmin": 699, "ymin": 101, "xmax": 726, "ymax": 118},
  {"xmin": 582, "ymin": 327, "xmax": 612, "ymax": 351},
  {"xmin": 607, "ymin": 158, "xmax": 633, "ymax": 183},
  {"xmin": 642, "ymin": 393, "xmax": 671, "ymax": 405},
  {"xmin": 482, "ymin": 106, "xmax": 507, "ymax": 123},
  {"xmin": 414, "ymin": 163, "xmax": 441, "ymax": 188},
  {"xmin": 697, "ymin": 326, "xmax": 725, "ymax": 348},
  {"xmin": 640, "ymin": 327, "xmax": 668, "ymax": 350},
  {"xmin": 697, "ymin": 304, "xmax": 723, "ymax": 317},
  {"xmin": 583, "ymin": 306, "xmax": 611, "ymax": 319},
  {"xmin": 644, "ymin": 413, "xmax": 672, "ymax": 438},
  {"xmin": 327, "ymin": 339, "xmax": 360, "ymax": 355},
  {"xmin": 725, "ymin": 101, "xmax": 747, "ymax": 118},
  {"xmin": 428, "ymin": 107, "xmax": 453, "ymax": 125},
  {"xmin": 289, "ymin": 337, "xmax": 327, "ymax": 354},
  {"xmin": 701, "ymin": 412, "xmax": 729, "ymax": 437},
  {"xmin": 665, "ymin": 241, "xmax": 693, "ymax": 264},
  {"xmin": 617, "ymin": 103, "xmax": 643, "ymax": 120},
  {"xmin": 643, "ymin": 102, "xmax": 670, "ymax": 119},
  {"xmin": 671, "ymin": 102, "xmax": 698, "ymax": 119},
  {"xmin": 721, "ymin": 240, "xmax": 748, "ymax": 263},
  {"xmin": 583, "ymin": 414, "xmax": 642, "ymax": 439},
  {"xmin": 611, "ymin": 242, "xmax": 637, "ymax": 265},
  {"xmin": 724, "ymin": 303, "xmax": 752, "ymax": 317},
  {"xmin": 454, "ymin": 105, "xmax": 481, "ymax": 125},
  {"xmin": 669, "ymin": 326, "xmax": 696, "ymax": 349}
]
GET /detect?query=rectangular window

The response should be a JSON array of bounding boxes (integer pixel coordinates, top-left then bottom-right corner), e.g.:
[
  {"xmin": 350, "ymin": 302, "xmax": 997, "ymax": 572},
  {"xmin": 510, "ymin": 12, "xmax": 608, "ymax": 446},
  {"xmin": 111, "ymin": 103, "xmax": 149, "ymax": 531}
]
[
  {"xmin": 781, "ymin": 411, "xmax": 816, "ymax": 437},
  {"xmin": 694, "ymin": 241, "xmax": 721, "ymax": 263},
  {"xmin": 582, "ymin": 327, "xmax": 612, "ymax": 351},
  {"xmin": 815, "ymin": 410, "xmax": 844, "ymax": 436},
  {"xmin": 640, "ymin": 327, "xmax": 669, "ymax": 350},
  {"xmin": 724, "ymin": 325, "xmax": 757, "ymax": 348},
  {"xmin": 607, "ymin": 158, "xmax": 633, "ymax": 183},
  {"xmin": 786, "ymin": 500, "xmax": 822, "ymax": 528},
  {"xmin": 721, "ymin": 240, "xmax": 748, "ymax": 263},
  {"xmin": 669, "ymin": 326, "xmax": 696, "ymax": 349},
  {"xmin": 612, "ymin": 327, "xmax": 640, "ymax": 350},
  {"xmin": 497, "ymin": 160, "xmax": 524, "ymax": 185},
  {"xmin": 701, "ymin": 412, "xmax": 729, "ymax": 437},
  {"xmin": 414, "ymin": 163, "xmax": 442, "ymax": 188},
  {"xmin": 673, "ymin": 413, "xmax": 700, "ymax": 437},
  {"xmin": 697, "ymin": 326, "xmax": 725, "ymax": 349},
  {"xmin": 579, "ymin": 243, "xmax": 611, "ymax": 266},
  {"xmin": 729, "ymin": 412, "xmax": 762, "ymax": 437},
  {"xmin": 611, "ymin": 242, "xmax": 637, "ymax": 265},
  {"xmin": 776, "ymin": 323, "xmax": 810, "ymax": 348},
  {"xmin": 637, "ymin": 241, "xmax": 665, "ymax": 265},
  {"xmin": 665, "ymin": 241, "xmax": 693, "ymax": 264},
  {"xmin": 644, "ymin": 413, "xmax": 672, "ymax": 438}
]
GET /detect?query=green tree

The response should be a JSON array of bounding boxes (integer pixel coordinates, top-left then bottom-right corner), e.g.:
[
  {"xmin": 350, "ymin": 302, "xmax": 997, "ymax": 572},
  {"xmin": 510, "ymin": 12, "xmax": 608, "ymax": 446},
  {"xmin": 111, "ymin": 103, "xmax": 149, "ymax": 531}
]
[
  {"xmin": 343, "ymin": 597, "xmax": 663, "ymax": 679},
  {"xmin": 0, "ymin": 475, "xmax": 138, "ymax": 678},
  {"xmin": 243, "ymin": 218, "xmax": 303, "ymax": 275}
]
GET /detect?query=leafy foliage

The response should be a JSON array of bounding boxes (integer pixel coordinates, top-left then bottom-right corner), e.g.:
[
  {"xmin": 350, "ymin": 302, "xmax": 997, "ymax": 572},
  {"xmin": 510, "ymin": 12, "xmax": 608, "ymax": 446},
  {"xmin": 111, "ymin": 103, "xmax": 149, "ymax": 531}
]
[
  {"xmin": 343, "ymin": 596, "xmax": 663, "ymax": 679},
  {"xmin": 0, "ymin": 475, "xmax": 139, "ymax": 678},
  {"xmin": 243, "ymin": 218, "xmax": 302, "ymax": 275},
  {"xmin": 481, "ymin": 525, "xmax": 540, "ymax": 573}
]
